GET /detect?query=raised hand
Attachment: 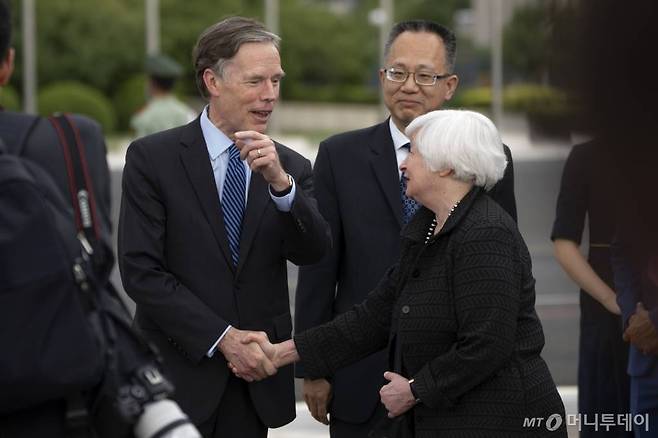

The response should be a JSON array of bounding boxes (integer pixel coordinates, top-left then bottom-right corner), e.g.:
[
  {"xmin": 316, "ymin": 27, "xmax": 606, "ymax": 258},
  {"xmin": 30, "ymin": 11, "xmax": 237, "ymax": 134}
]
[
  {"xmin": 379, "ymin": 372, "xmax": 416, "ymax": 418},
  {"xmin": 234, "ymin": 131, "xmax": 290, "ymax": 192},
  {"xmin": 303, "ymin": 378, "xmax": 332, "ymax": 425},
  {"xmin": 218, "ymin": 328, "xmax": 276, "ymax": 382}
]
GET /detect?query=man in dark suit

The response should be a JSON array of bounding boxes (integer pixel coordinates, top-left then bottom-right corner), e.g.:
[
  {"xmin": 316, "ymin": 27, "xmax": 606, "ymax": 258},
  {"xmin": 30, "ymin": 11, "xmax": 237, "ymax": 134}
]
[
  {"xmin": 118, "ymin": 17, "xmax": 329, "ymax": 438},
  {"xmin": 295, "ymin": 19, "xmax": 516, "ymax": 437}
]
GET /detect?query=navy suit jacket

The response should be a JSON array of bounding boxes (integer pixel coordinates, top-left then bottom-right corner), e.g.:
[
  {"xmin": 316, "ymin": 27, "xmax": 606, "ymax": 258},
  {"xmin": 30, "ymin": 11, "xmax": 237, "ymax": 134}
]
[{"xmin": 119, "ymin": 117, "xmax": 329, "ymax": 427}]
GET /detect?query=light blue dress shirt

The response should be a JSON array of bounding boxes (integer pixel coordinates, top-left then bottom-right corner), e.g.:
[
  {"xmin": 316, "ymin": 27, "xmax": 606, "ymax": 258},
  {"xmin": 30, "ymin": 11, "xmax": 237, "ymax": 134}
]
[{"xmin": 200, "ymin": 106, "xmax": 297, "ymax": 356}]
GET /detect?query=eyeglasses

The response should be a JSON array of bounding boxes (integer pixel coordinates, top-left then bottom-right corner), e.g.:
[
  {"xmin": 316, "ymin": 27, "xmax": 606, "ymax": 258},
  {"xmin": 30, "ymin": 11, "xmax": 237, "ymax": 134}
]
[{"xmin": 384, "ymin": 68, "xmax": 451, "ymax": 86}]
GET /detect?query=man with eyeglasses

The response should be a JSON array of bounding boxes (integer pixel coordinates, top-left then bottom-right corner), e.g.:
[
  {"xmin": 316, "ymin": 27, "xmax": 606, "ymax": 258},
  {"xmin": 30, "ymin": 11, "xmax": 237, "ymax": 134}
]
[{"xmin": 295, "ymin": 19, "xmax": 516, "ymax": 438}]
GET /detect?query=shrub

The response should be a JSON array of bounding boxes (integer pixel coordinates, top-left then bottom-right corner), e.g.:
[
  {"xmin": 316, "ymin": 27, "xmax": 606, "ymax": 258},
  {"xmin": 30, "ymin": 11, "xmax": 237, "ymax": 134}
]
[
  {"xmin": 451, "ymin": 83, "xmax": 573, "ymax": 117},
  {"xmin": 38, "ymin": 81, "xmax": 116, "ymax": 133},
  {"xmin": 451, "ymin": 87, "xmax": 492, "ymax": 109},
  {"xmin": 503, "ymin": 83, "xmax": 570, "ymax": 115},
  {"xmin": 0, "ymin": 85, "xmax": 21, "ymax": 111}
]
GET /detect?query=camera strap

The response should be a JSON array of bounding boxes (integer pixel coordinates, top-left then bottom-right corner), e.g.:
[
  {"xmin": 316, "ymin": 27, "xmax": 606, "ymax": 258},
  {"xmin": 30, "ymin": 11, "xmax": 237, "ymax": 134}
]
[{"xmin": 48, "ymin": 114, "xmax": 103, "ymax": 262}]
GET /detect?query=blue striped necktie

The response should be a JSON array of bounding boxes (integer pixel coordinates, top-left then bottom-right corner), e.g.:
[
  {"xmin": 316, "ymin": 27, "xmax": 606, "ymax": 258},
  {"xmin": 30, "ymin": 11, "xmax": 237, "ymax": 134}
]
[
  {"xmin": 400, "ymin": 143, "xmax": 420, "ymax": 224},
  {"xmin": 221, "ymin": 144, "xmax": 246, "ymax": 266}
]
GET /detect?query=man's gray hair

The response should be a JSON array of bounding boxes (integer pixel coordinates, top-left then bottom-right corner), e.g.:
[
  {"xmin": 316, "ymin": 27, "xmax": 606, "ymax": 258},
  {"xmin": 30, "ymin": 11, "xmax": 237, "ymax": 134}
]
[
  {"xmin": 405, "ymin": 110, "xmax": 507, "ymax": 190},
  {"xmin": 193, "ymin": 16, "xmax": 280, "ymax": 99}
]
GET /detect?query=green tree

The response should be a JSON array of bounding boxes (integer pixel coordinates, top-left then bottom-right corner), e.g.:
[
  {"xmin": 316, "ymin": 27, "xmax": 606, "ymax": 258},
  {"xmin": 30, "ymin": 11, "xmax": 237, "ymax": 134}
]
[{"xmin": 503, "ymin": 3, "xmax": 551, "ymax": 83}]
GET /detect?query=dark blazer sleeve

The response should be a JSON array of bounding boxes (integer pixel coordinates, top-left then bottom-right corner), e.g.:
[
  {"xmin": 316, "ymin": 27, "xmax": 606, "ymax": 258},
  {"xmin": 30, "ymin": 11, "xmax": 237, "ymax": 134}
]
[
  {"xmin": 412, "ymin": 223, "xmax": 520, "ymax": 409},
  {"xmin": 279, "ymin": 148, "xmax": 330, "ymax": 266},
  {"xmin": 294, "ymin": 262, "xmax": 401, "ymax": 379},
  {"xmin": 487, "ymin": 145, "xmax": 517, "ymax": 222},
  {"xmin": 118, "ymin": 140, "xmax": 230, "ymax": 362},
  {"xmin": 294, "ymin": 141, "xmax": 341, "ymax": 376}
]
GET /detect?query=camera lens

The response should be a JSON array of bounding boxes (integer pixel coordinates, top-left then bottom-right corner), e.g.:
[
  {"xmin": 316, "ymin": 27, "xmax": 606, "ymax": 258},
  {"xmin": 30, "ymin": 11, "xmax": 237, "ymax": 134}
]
[{"xmin": 133, "ymin": 400, "xmax": 201, "ymax": 438}]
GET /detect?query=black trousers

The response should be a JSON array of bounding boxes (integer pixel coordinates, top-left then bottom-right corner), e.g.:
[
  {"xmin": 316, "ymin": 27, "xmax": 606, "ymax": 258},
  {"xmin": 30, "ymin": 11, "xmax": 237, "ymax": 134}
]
[
  {"xmin": 330, "ymin": 403, "xmax": 388, "ymax": 438},
  {"xmin": 198, "ymin": 375, "xmax": 267, "ymax": 438}
]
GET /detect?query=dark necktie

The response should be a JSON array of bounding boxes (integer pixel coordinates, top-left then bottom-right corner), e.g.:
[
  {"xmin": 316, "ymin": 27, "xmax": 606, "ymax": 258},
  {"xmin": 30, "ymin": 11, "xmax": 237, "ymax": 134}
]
[
  {"xmin": 400, "ymin": 143, "xmax": 420, "ymax": 224},
  {"xmin": 221, "ymin": 144, "xmax": 246, "ymax": 266}
]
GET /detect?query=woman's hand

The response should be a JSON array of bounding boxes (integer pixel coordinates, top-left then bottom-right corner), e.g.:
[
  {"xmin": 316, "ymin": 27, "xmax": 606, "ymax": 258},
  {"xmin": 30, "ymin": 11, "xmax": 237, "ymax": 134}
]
[
  {"xmin": 228, "ymin": 333, "xmax": 299, "ymax": 379},
  {"xmin": 379, "ymin": 371, "xmax": 417, "ymax": 418}
]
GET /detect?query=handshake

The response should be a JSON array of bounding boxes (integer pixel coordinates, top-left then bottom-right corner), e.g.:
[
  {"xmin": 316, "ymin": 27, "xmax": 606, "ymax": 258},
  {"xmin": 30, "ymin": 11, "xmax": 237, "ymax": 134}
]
[
  {"xmin": 218, "ymin": 328, "xmax": 297, "ymax": 382},
  {"xmin": 218, "ymin": 328, "xmax": 418, "ymax": 420}
]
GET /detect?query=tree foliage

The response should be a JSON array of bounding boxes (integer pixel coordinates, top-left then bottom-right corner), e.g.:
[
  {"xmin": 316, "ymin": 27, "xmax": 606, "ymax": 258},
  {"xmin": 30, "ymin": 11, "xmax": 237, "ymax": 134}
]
[{"xmin": 7, "ymin": 0, "xmax": 472, "ymax": 108}]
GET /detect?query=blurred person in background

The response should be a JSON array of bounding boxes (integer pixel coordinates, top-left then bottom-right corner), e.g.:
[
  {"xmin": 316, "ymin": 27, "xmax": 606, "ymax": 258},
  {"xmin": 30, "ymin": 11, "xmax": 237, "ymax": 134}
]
[
  {"xmin": 614, "ymin": 242, "xmax": 658, "ymax": 438},
  {"xmin": 246, "ymin": 109, "xmax": 566, "ymax": 438},
  {"xmin": 0, "ymin": 4, "xmax": 112, "ymax": 262},
  {"xmin": 557, "ymin": 0, "xmax": 658, "ymax": 435},
  {"xmin": 294, "ymin": 19, "xmax": 517, "ymax": 437},
  {"xmin": 0, "ymin": 0, "xmax": 112, "ymax": 435},
  {"xmin": 118, "ymin": 16, "xmax": 328, "ymax": 438},
  {"xmin": 551, "ymin": 140, "xmax": 631, "ymax": 438},
  {"xmin": 130, "ymin": 53, "xmax": 196, "ymax": 138}
]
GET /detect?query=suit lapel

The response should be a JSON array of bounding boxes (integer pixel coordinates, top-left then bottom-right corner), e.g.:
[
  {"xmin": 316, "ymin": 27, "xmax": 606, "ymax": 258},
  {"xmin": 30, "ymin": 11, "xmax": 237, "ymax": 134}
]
[
  {"xmin": 235, "ymin": 172, "xmax": 270, "ymax": 277},
  {"xmin": 179, "ymin": 120, "xmax": 234, "ymax": 269},
  {"xmin": 369, "ymin": 121, "xmax": 403, "ymax": 227}
]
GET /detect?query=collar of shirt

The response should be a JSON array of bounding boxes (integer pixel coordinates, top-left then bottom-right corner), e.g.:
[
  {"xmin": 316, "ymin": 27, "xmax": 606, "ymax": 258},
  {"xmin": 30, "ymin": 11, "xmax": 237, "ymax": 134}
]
[
  {"xmin": 200, "ymin": 105, "xmax": 233, "ymax": 160},
  {"xmin": 389, "ymin": 117, "xmax": 411, "ymax": 178}
]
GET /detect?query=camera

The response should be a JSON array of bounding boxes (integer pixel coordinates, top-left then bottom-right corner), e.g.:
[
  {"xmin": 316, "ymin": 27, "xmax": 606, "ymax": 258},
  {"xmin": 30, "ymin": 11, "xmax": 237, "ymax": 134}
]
[{"xmin": 75, "ymin": 251, "xmax": 201, "ymax": 438}]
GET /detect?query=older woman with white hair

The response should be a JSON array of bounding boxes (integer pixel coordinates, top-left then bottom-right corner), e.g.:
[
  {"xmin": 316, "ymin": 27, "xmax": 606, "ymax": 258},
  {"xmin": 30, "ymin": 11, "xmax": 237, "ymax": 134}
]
[{"xmin": 235, "ymin": 110, "xmax": 566, "ymax": 437}]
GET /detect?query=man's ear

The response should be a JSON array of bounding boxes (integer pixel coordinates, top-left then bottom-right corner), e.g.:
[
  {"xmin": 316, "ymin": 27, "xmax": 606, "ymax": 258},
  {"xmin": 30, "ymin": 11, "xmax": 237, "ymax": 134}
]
[
  {"xmin": 202, "ymin": 68, "xmax": 222, "ymax": 98},
  {"xmin": 443, "ymin": 74, "xmax": 459, "ymax": 101},
  {"xmin": 0, "ymin": 48, "xmax": 15, "ymax": 86}
]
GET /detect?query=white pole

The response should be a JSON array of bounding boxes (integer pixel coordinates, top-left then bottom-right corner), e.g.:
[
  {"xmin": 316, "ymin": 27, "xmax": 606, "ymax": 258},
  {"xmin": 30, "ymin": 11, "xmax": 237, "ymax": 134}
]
[
  {"xmin": 491, "ymin": 0, "xmax": 503, "ymax": 127},
  {"xmin": 146, "ymin": 0, "xmax": 160, "ymax": 55},
  {"xmin": 22, "ymin": 0, "xmax": 37, "ymax": 114},
  {"xmin": 265, "ymin": 0, "xmax": 280, "ymax": 134},
  {"xmin": 380, "ymin": 0, "xmax": 393, "ymax": 120}
]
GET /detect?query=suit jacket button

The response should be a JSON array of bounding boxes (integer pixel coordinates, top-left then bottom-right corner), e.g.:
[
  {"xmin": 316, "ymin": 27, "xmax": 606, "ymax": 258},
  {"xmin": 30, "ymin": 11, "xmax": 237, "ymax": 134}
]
[
  {"xmin": 401, "ymin": 305, "xmax": 410, "ymax": 314},
  {"xmin": 412, "ymin": 269, "xmax": 420, "ymax": 278}
]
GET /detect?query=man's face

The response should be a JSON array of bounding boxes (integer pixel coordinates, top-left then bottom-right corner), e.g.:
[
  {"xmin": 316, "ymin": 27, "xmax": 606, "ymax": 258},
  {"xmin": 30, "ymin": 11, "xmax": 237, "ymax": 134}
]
[
  {"xmin": 380, "ymin": 32, "xmax": 458, "ymax": 132},
  {"xmin": 205, "ymin": 42, "xmax": 284, "ymax": 136}
]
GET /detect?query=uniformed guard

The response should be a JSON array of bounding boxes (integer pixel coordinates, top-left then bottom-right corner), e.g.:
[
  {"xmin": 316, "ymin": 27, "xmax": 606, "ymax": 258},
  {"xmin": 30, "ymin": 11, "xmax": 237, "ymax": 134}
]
[{"xmin": 130, "ymin": 54, "xmax": 197, "ymax": 138}]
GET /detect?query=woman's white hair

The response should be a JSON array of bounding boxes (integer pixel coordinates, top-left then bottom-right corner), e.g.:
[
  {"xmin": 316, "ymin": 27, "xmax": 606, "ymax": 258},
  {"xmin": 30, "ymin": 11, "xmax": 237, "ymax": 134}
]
[{"xmin": 405, "ymin": 109, "xmax": 507, "ymax": 190}]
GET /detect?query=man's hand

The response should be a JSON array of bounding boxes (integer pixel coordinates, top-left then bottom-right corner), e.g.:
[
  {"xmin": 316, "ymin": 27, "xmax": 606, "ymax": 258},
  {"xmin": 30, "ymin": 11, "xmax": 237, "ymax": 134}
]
[
  {"xmin": 379, "ymin": 372, "xmax": 416, "ymax": 418},
  {"xmin": 218, "ymin": 328, "xmax": 276, "ymax": 382},
  {"xmin": 234, "ymin": 131, "xmax": 289, "ymax": 191},
  {"xmin": 623, "ymin": 302, "xmax": 658, "ymax": 355},
  {"xmin": 303, "ymin": 378, "xmax": 332, "ymax": 425}
]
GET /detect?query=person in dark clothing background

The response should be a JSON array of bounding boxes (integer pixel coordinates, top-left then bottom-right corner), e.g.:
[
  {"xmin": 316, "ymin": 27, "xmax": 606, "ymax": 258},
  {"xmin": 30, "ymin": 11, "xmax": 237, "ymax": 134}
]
[
  {"xmin": 0, "ymin": 1, "xmax": 112, "ymax": 435},
  {"xmin": 552, "ymin": 141, "xmax": 631, "ymax": 438}
]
